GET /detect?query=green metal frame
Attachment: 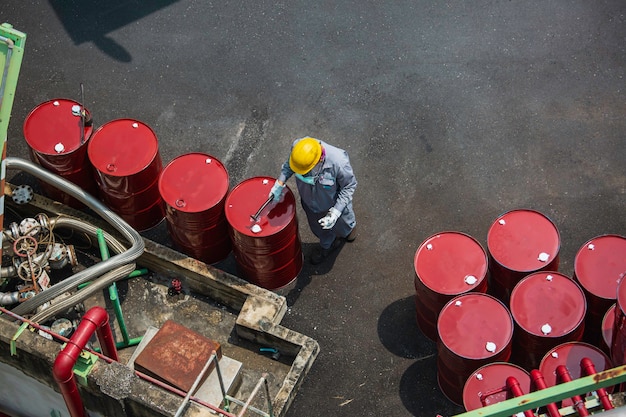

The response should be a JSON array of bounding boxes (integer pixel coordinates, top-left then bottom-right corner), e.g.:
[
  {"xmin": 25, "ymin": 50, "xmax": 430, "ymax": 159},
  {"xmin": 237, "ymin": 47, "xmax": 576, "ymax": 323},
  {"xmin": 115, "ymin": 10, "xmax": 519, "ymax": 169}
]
[
  {"xmin": 0, "ymin": 23, "xmax": 27, "ymax": 148},
  {"xmin": 452, "ymin": 364, "xmax": 626, "ymax": 417}
]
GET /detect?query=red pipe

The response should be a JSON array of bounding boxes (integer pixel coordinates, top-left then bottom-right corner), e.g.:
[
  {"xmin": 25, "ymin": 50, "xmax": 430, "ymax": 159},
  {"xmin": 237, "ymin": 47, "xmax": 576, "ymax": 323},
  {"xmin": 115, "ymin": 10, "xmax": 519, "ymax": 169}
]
[
  {"xmin": 529, "ymin": 369, "xmax": 561, "ymax": 417},
  {"xmin": 53, "ymin": 306, "xmax": 118, "ymax": 417},
  {"xmin": 555, "ymin": 365, "xmax": 589, "ymax": 416},
  {"xmin": 505, "ymin": 376, "xmax": 535, "ymax": 417},
  {"xmin": 580, "ymin": 357, "xmax": 613, "ymax": 410}
]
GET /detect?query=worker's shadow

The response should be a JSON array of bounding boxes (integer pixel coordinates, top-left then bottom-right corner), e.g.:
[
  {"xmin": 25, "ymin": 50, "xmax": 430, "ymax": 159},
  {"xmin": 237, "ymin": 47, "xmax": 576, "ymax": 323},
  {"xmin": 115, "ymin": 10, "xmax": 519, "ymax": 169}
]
[{"xmin": 283, "ymin": 241, "xmax": 342, "ymax": 306}]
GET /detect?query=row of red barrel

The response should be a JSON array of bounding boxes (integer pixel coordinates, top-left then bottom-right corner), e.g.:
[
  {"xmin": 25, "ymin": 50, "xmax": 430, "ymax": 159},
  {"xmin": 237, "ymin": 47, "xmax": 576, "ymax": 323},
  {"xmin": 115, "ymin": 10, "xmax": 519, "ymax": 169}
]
[
  {"xmin": 22, "ymin": 98, "xmax": 303, "ymax": 290},
  {"xmin": 412, "ymin": 208, "xmax": 626, "ymax": 408}
]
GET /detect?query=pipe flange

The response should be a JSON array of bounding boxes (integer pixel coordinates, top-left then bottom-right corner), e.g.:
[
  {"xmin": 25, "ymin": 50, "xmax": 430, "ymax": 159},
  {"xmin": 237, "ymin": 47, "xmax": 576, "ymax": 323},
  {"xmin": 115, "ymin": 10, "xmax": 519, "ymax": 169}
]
[{"xmin": 11, "ymin": 184, "xmax": 34, "ymax": 205}]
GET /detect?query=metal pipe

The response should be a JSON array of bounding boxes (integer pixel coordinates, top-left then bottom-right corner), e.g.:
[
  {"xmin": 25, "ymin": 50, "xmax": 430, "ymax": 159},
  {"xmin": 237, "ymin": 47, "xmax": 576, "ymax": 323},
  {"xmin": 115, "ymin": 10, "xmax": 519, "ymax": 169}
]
[
  {"xmin": 505, "ymin": 377, "xmax": 535, "ymax": 417},
  {"xmin": 174, "ymin": 353, "xmax": 216, "ymax": 417},
  {"xmin": 0, "ymin": 291, "xmax": 19, "ymax": 305},
  {"xmin": 555, "ymin": 365, "xmax": 589, "ymax": 417},
  {"xmin": 580, "ymin": 357, "xmax": 613, "ymax": 410},
  {"xmin": 6, "ymin": 157, "xmax": 144, "ymax": 318},
  {"xmin": 53, "ymin": 306, "xmax": 118, "ymax": 417},
  {"xmin": 238, "ymin": 374, "xmax": 269, "ymax": 417},
  {"xmin": 529, "ymin": 370, "xmax": 561, "ymax": 417}
]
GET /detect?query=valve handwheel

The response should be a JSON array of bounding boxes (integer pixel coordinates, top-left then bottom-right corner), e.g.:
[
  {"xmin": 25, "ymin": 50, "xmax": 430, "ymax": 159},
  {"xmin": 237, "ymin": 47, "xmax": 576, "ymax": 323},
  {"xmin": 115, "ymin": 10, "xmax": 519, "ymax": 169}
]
[{"xmin": 13, "ymin": 236, "xmax": 38, "ymax": 257}]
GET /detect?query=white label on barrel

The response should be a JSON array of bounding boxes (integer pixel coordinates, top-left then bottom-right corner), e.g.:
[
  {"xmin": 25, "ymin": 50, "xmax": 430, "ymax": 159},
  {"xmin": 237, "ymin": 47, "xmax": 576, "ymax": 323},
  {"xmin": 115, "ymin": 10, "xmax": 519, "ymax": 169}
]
[
  {"xmin": 54, "ymin": 143, "xmax": 65, "ymax": 153},
  {"xmin": 251, "ymin": 224, "xmax": 262, "ymax": 234},
  {"xmin": 541, "ymin": 323, "xmax": 552, "ymax": 335},
  {"xmin": 485, "ymin": 342, "xmax": 496, "ymax": 352},
  {"xmin": 455, "ymin": 300, "xmax": 462, "ymax": 306},
  {"xmin": 263, "ymin": 179, "xmax": 269, "ymax": 185},
  {"xmin": 546, "ymin": 275, "xmax": 553, "ymax": 282},
  {"xmin": 588, "ymin": 243, "xmax": 595, "ymax": 250},
  {"xmin": 426, "ymin": 243, "xmax": 433, "ymax": 250},
  {"xmin": 464, "ymin": 275, "xmax": 477, "ymax": 285},
  {"xmin": 551, "ymin": 352, "xmax": 559, "ymax": 358},
  {"xmin": 475, "ymin": 373, "xmax": 483, "ymax": 381},
  {"xmin": 53, "ymin": 101, "xmax": 60, "ymax": 106},
  {"xmin": 498, "ymin": 219, "xmax": 506, "ymax": 225},
  {"xmin": 132, "ymin": 122, "xmax": 139, "ymax": 128},
  {"xmin": 538, "ymin": 252, "xmax": 550, "ymax": 262},
  {"xmin": 71, "ymin": 105, "xmax": 81, "ymax": 116}
]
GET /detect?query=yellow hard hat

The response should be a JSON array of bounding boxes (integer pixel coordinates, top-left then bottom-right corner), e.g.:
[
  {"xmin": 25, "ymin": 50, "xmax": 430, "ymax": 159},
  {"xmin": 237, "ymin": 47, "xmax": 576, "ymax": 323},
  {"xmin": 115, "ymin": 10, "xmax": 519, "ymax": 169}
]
[{"xmin": 289, "ymin": 137, "xmax": 322, "ymax": 175}]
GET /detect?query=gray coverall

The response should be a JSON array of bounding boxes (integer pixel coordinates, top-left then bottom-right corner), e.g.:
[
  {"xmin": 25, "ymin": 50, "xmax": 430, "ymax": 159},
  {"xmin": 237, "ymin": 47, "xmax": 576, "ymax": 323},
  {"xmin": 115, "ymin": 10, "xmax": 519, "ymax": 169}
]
[{"xmin": 278, "ymin": 139, "xmax": 357, "ymax": 250}]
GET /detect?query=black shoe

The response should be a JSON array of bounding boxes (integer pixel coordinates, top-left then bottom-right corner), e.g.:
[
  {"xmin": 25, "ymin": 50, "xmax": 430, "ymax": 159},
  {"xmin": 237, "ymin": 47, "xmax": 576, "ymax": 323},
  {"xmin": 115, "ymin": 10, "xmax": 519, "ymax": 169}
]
[
  {"xmin": 345, "ymin": 226, "xmax": 357, "ymax": 242},
  {"xmin": 310, "ymin": 240, "xmax": 342, "ymax": 265}
]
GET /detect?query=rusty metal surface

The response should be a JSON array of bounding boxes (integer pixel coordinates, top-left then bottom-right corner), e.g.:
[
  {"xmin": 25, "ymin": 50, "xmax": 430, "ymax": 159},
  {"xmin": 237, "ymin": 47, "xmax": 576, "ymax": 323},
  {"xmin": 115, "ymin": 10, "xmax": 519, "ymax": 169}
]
[{"xmin": 133, "ymin": 319, "xmax": 223, "ymax": 392}]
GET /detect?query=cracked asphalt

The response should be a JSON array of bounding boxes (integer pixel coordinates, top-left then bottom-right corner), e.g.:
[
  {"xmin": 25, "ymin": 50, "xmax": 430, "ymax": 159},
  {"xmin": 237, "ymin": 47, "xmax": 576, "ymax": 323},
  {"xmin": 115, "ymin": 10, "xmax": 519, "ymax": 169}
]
[{"xmin": 2, "ymin": 1, "xmax": 625, "ymax": 416}]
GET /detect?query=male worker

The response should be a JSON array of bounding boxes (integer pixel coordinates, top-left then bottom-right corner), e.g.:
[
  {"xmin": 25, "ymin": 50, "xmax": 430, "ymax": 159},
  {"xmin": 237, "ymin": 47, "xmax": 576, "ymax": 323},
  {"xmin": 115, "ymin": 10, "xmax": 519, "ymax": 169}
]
[{"xmin": 269, "ymin": 137, "xmax": 357, "ymax": 265}]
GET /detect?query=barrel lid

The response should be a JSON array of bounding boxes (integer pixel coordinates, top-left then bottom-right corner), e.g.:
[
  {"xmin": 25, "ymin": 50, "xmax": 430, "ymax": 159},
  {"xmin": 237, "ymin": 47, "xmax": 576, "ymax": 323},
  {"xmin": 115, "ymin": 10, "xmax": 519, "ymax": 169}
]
[
  {"xmin": 225, "ymin": 176, "xmax": 296, "ymax": 237},
  {"xmin": 438, "ymin": 293, "xmax": 513, "ymax": 359},
  {"xmin": 88, "ymin": 119, "xmax": 159, "ymax": 176},
  {"xmin": 487, "ymin": 209, "xmax": 560, "ymax": 272},
  {"xmin": 23, "ymin": 99, "xmax": 91, "ymax": 154},
  {"xmin": 539, "ymin": 342, "xmax": 612, "ymax": 385},
  {"xmin": 414, "ymin": 232, "xmax": 488, "ymax": 295},
  {"xmin": 574, "ymin": 234, "xmax": 626, "ymax": 299},
  {"xmin": 159, "ymin": 153, "xmax": 229, "ymax": 212},
  {"xmin": 463, "ymin": 362, "xmax": 530, "ymax": 411},
  {"xmin": 510, "ymin": 272, "xmax": 586, "ymax": 336}
]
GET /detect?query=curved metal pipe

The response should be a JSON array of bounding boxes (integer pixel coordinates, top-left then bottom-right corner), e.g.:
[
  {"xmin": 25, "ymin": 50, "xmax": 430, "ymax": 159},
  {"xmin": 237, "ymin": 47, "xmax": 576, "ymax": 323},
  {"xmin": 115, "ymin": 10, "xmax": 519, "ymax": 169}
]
[
  {"xmin": 30, "ymin": 263, "xmax": 136, "ymax": 323},
  {"xmin": 6, "ymin": 157, "xmax": 144, "ymax": 318},
  {"xmin": 0, "ymin": 291, "xmax": 19, "ymax": 305}
]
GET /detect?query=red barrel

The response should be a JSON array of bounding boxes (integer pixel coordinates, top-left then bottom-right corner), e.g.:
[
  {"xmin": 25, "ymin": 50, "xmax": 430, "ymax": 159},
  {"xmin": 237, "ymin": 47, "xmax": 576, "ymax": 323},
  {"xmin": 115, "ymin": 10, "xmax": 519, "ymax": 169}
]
[
  {"xmin": 159, "ymin": 153, "xmax": 232, "ymax": 264},
  {"xmin": 612, "ymin": 277, "xmax": 626, "ymax": 366},
  {"xmin": 413, "ymin": 232, "xmax": 489, "ymax": 341},
  {"xmin": 463, "ymin": 362, "xmax": 531, "ymax": 412},
  {"xmin": 437, "ymin": 293, "xmax": 513, "ymax": 405},
  {"xmin": 509, "ymin": 271, "xmax": 586, "ymax": 370},
  {"xmin": 601, "ymin": 304, "xmax": 616, "ymax": 357},
  {"xmin": 539, "ymin": 341, "xmax": 613, "ymax": 407},
  {"xmin": 88, "ymin": 119, "xmax": 165, "ymax": 231},
  {"xmin": 23, "ymin": 98, "xmax": 97, "ymax": 208},
  {"xmin": 224, "ymin": 177, "xmax": 303, "ymax": 290},
  {"xmin": 487, "ymin": 209, "xmax": 560, "ymax": 305},
  {"xmin": 573, "ymin": 235, "xmax": 626, "ymax": 345}
]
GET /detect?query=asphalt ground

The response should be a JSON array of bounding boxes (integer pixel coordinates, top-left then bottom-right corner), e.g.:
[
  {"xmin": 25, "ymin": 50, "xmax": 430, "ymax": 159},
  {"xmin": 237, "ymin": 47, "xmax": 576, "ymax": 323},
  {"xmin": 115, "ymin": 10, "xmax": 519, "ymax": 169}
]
[{"xmin": 2, "ymin": 1, "xmax": 625, "ymax": 416}]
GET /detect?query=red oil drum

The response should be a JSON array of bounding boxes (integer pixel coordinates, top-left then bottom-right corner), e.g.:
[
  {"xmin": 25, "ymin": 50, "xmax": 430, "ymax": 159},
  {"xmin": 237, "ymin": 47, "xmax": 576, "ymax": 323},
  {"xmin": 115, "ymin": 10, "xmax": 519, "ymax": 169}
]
[
  {"xmin": 159, "ymin": 153, "xmax": 232, "ymax": 264},
  {"xmin": 611, "ymin": 277, "xmax": 626, "ymax": 366},
  {"xmin": 88, "ymin": 119, "xmax": 165, "ymax": 231},
  {"xmin": 573, "ymin": 235, "xmax": 626, "ymax": 345},
  {"xmin": 23, "ymin": 98, "xmax": 97, "ymax": 208},
  {"xmin": 601, "ymin": 304, "xmax": 616, "ymax": 357},
  {"xmin": 463, "ymin": 362, "xmax": 531, "ymax": 412},
  {"xmin": 437, "ymin": 293, "xmax": 514, "ymax": 405},
  {"xmin": 487, "ymin": 209, "xmax": 560, "ymax": 305},
  {"xmin": 225, "ymin": 176, "xmax": 303, "ymax": 290},
  {"xmin": 509, "ymin": 271, "xmax": 586, "ymax": 371},
  {"xmin": 413, "ymin": 232, "xmax": 489, "ymax": 341},
  {"xmin": 539, "ymin": 341, "xmax": 613, "ymax": 407}
]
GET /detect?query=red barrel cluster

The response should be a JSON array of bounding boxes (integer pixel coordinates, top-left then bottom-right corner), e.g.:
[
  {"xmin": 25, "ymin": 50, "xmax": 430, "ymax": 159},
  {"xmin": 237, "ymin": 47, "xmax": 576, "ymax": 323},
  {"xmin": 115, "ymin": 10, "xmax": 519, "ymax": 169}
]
[
  {"xmin": 22, "ymin": 100, "xmax": 303, "ymax": 290},
  {"xmin": 412, "ymin": 208, "xmax": 626, "ymax": 411}
]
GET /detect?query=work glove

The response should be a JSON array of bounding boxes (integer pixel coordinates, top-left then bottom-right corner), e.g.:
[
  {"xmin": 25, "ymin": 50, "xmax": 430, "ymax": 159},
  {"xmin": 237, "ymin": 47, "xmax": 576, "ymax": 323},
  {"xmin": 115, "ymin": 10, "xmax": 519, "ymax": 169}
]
[
  {"xmin": 318, "ymin": 207, "xmax": 341, "ymax": 230},
  {"xmin": 269, "ymin": 180, "xmax": 285, "ymax": 202}
]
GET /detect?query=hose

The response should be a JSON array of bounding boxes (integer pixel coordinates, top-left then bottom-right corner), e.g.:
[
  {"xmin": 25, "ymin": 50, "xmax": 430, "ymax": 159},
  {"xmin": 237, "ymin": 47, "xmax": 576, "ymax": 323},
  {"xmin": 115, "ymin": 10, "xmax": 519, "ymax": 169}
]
[
  {"xmin": 6, "ymin": 157, "xmax": 144, "ymax": 318},
  {"xmin": 30, "ymin": 263, "xmax": 136, "ymax": 323}
]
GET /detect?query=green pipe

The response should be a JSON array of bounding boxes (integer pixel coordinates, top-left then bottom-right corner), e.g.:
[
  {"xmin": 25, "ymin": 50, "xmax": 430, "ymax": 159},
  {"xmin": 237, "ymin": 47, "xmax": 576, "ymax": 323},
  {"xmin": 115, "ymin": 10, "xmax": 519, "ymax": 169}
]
[{"xmin": 96, "ymin": 229, "xmax": 131, "ymax": 346}]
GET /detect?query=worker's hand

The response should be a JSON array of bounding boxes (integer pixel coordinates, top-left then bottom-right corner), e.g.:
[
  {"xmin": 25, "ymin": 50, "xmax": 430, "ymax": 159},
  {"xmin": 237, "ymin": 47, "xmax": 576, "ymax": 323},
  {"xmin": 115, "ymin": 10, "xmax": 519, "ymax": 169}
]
[
  {"xmin": 269, "ymin": 180, "xmax": 285, "ymax": 201},
  {"xmin": 318, "ymin": 207, "xmax": 341, "ymax": 229}
]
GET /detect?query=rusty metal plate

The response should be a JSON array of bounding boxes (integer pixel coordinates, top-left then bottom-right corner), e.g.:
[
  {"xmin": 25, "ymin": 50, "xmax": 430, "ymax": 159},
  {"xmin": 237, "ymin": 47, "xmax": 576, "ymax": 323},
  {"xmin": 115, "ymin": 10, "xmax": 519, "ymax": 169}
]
[{"xmin": 133, "ymin": 320, "xmax": 222, "ymax": 392}]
